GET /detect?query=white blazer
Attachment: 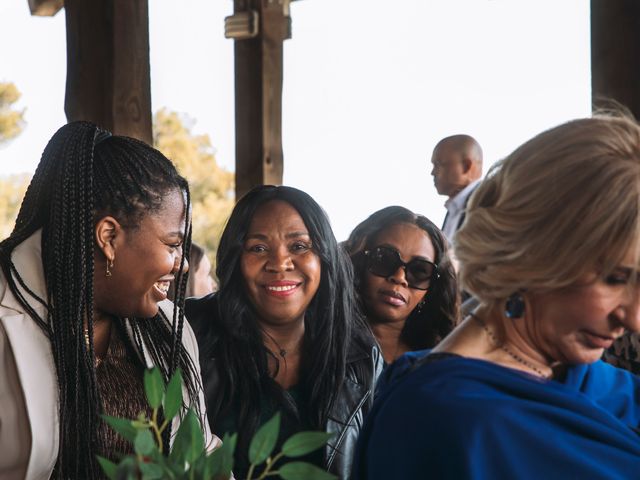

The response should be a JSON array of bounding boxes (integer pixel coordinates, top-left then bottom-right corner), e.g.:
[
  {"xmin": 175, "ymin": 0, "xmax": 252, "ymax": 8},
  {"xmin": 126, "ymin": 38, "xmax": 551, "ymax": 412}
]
[{"xmin": 0, "ymin": 231, "xmax": 218, "ymax": 480}]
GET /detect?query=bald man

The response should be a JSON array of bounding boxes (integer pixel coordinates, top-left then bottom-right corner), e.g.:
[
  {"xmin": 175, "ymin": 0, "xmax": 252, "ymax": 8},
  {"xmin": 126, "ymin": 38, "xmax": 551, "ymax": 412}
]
[{"xmin": 430, "ymin": 134, "xmax": 483, "ymax": 242}]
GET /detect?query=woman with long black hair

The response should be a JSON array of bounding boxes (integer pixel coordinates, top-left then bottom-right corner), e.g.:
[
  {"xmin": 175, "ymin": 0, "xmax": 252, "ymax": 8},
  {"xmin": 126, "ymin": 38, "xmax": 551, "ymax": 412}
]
[
  {"xmin": 0, "ymin": 122, "xmax": 215, "ymax": 479},
  {"xmin": 186, "ymin": 185, "xmax": 382, "ymax": 479},
  {"xmin": 343, "ymin": 206, "xmax": 459, "ymax": 365}
]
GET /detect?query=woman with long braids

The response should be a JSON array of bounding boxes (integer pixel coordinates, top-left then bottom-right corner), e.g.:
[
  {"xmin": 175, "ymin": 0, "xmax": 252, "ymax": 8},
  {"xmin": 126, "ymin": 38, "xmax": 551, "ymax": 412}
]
[
  {"xmin": 186, "ymin": 185, "xmax": 383, "ymax": 479},
  {"xmin": 343, "ymin": 206, "xmax": 459, "ymax": 365},
  {"xmin": 0, "ymin": 122, "xmax": 216, "ymax": 479}
]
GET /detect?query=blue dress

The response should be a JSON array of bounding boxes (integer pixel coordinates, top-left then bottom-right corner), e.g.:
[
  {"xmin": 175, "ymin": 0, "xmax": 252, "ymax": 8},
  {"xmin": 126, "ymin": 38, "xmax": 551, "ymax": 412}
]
[{"xmin": 352, "ymin": 351, "xmax": 640, "ymax": 479}]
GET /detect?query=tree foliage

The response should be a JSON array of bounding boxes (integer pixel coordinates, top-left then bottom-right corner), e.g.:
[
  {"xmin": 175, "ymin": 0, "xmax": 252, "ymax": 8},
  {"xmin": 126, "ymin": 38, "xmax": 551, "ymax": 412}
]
[
  {"xmin": 0, "ymin": 82, "xmax": 26, "ymax": 144},
  {"xmin": 153, "ymin": 108, "xmax": 234, "ymax": 273},
  {"xmin": 0, "ymin": 174, "xmax": 30, "ymax": 240}
]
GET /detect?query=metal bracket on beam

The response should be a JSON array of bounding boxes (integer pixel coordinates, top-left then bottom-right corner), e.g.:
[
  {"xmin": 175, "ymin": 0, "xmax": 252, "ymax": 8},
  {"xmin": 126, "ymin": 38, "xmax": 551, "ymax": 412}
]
[
  {"xmin": 28, "ymin": 0, "xmax": 64, "ymax": 16},
  {"xmin": 225, "ymin": 10, "xmax": 259, "ymax": 40}
]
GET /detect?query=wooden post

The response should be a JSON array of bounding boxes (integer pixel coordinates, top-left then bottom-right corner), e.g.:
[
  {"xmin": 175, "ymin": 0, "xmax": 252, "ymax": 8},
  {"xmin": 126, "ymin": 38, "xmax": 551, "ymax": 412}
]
[
  {"xmin": 232, "ymin": 0, "xmax": 289, "ymax": 200},
  {"xmin": 64, "ymin": 0, "xmax": 152, "ymax": 144},
  {"xmin": 591, "ymin": 0, "xmax": 640, "ymax": 119}
]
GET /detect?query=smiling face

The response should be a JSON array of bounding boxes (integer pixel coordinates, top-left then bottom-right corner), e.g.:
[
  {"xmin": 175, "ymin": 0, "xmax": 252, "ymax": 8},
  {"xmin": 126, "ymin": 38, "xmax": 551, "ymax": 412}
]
[
  {"xmin": 94, "ymin": 188, "xmax": 188, "ymax": 319},
  {"xmin": 524, "ymin": 249, "xmax": 640, "ymax": 365},
  {"xmin": 240, "ymin": 200, "xmax": 322, "ymax": 328},
  {"xmin": 362, "ymin": 222, "xmax": 436, "ymax": 326}
]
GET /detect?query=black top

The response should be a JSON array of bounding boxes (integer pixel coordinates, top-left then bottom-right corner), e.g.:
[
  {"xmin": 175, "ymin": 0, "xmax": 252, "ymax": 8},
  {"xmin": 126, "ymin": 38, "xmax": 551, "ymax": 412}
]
[{"xmin": 185, "ymin": 293, "xmax": 384, "ymax": 480}]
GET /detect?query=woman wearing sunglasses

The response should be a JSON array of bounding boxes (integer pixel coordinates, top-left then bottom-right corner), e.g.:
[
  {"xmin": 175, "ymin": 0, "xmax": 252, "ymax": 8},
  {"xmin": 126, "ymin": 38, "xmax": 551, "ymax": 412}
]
[
  {"xmin": 353, "ymin": 114, "xmax": 640, "ymax": 479},
  {"xmin": 343, "ymin": 206, "xmax": 459, "ymax": 365}
]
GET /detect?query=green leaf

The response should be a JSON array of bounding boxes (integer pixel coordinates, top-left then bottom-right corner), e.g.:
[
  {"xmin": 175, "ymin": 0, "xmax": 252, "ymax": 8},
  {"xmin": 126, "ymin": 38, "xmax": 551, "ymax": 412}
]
[
  {"xmin": 144, "ymin": 368, "xmax": 165, "ymax": 409},
  {"xmin": 221, "ymin": 432, "xmax": 237, "ymax": 474},
  {"xmin": 115, "ymin": 457, "xmax": 138, "ymax": 480},
  {"xmin": 154, "ymin": 461, "xmax": 177, "ymax": 480},
  {"xmin": 96, "ymin": 456, "xmax": 118, "ymax": 480},
  {"xmin": 190, "ymin": 453, "xmax": 208, "ymax": 478},
  {"xmin": 138, "ymin": 461, "xmax": 164, "ymax": 479},
  {"xmin": 168, "ymin": 463, "xmax": 186, "ymax": 477},
  {"xmin": 278, "ymin": 462, "xmax": 337, "ymax": 480},
  {"xmin": 101, "ymin": 415, "xmax": 138, "ymax": 442},
  {"xmin": 169, "ymin": 409, "xmax": 205, "ymax": 465},
  {"xmin": 134, "ymin": 429, "xmax": 156, "ymax": 457},
  {"xmin": 163, "ymin": 368, "xmax": 183, "ymax": 421},
  {"xmin": 132, "ymin": 420, "xmax": 150, "ymax": 429},
  {"xmin": 248, "ymin": 411, "xmax": 280, "ymax": 465},
  {"xmin": 206, "ymin": 432, "xmax": 237, "ymax": 478},
  {"xmin": 282, "ymin": 431, "xmax": 333, "ymax": 457}
]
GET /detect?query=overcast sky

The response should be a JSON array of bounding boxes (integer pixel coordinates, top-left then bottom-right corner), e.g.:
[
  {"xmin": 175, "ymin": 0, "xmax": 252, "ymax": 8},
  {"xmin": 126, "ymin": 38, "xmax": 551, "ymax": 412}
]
[{"xmin": 1, "ymin": 0, "xmax": 590, "ymax": 240}]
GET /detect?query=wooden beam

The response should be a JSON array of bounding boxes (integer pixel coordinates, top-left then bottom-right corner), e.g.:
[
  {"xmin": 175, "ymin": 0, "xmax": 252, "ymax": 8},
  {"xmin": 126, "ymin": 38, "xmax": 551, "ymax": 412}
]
[
  {"xmin": 28, "ymin": 0, "xmax": 63, "ymax": 17},
  {"xmin": 64, "ymin": 0, "xmax": 152, "ymax": 144},
  {"xmin": 232, "ymin": 0, "xmax": 289, "ymax": 200},
  {"xmin": 591, "ymin": 0, "xmax": 640, "ymax": 119}
]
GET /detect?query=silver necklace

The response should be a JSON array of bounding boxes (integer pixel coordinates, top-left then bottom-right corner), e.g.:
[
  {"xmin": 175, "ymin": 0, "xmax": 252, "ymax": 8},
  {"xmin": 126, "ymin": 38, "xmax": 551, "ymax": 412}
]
[{"xmin": 470, "ymin": 313, "xmax": 550, "ymax": 379}]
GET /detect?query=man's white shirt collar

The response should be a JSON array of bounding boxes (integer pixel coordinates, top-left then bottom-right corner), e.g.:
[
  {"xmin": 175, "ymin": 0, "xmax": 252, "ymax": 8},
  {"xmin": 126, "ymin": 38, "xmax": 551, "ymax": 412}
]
[
  {"xmin": 442, "ymin": 179, "xmax": 481, "ymax": 242},
  {"xmin": 445, "ymin": 179, "xmax": 481, "ymax": 214}
]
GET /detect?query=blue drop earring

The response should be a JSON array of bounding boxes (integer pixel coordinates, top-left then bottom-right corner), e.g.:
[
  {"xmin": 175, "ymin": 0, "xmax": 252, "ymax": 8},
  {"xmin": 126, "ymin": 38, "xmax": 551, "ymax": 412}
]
[{"xmin": 504, "ymin": 293, "xmax": 525, "ymax": 319}]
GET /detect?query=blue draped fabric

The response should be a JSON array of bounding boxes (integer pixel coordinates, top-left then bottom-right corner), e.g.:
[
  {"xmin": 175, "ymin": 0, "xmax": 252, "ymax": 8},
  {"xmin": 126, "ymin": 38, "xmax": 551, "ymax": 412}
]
[{"xmin": 352, "ymin": 351, "xmax": 640, "ymax": 479}]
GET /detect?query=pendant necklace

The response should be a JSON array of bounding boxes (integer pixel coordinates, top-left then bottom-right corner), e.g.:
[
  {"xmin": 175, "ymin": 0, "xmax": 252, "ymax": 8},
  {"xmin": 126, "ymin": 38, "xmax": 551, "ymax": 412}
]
[{"xmin": 264, "ymin": 330, "xmax": 289, "ymax": 358}]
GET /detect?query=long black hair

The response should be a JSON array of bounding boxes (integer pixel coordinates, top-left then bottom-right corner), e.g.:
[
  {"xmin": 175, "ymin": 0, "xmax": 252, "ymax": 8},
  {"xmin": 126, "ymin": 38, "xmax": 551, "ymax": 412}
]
[
  {"xmin": 203, "ymin": 185, "xmax": 372, "ymax": 463},
  {"xmin": 0, "ymin": 121, "xmax": 200, "ymax": 478},
  {"xmin": 343, "ymin": 206, "xmax": 459, "ymax": 349}
]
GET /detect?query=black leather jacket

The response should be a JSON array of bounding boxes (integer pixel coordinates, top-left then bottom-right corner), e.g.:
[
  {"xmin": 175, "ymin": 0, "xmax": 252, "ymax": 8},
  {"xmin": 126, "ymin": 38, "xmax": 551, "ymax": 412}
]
[{"xmin": 185, "ymin": 294, "xmax": 383, "ymax": 479}]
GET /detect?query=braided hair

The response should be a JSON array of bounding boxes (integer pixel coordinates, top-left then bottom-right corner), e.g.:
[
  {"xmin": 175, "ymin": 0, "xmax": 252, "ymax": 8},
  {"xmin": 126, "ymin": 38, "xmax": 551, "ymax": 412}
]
[{"xmin": 0, "ymin": 121, "xmax": 200, "ymax": 478}]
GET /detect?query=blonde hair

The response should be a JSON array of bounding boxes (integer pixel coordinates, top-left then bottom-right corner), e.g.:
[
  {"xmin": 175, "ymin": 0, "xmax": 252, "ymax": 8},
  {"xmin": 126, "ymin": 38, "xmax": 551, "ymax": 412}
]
[{"xmin": 456, "ymin": 114, "xmax": 640, "ymax": 308}]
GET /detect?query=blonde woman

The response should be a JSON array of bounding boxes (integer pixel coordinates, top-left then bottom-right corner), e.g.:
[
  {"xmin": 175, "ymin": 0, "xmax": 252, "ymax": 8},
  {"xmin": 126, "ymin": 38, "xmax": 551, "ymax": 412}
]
[{"xmin": 353, "ymin": 114, "xmax": 640, "ymax": 479}]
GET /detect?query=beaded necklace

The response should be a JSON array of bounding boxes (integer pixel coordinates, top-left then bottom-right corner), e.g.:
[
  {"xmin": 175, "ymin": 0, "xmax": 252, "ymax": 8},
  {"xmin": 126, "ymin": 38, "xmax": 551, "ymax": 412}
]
[
  {"xmin": 84, "ymin": 322, "xmax": 103, "ymax": 367},
  {"xmin": 470, "ymin": 313, "xmax": 550, "ymax": 379}
]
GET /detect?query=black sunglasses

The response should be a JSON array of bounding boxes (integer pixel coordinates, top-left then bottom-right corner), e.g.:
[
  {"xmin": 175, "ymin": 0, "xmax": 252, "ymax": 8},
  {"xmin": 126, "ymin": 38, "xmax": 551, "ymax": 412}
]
[{"xmin": 364, "ymin": 246, "xmax": 439, "ymax": 290}]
